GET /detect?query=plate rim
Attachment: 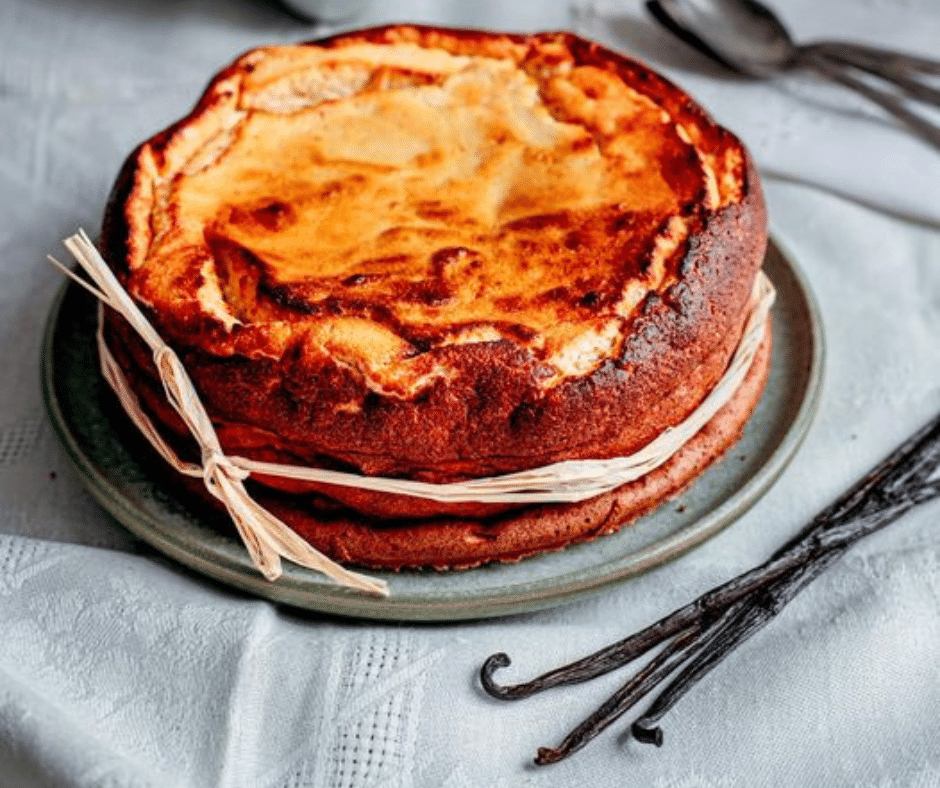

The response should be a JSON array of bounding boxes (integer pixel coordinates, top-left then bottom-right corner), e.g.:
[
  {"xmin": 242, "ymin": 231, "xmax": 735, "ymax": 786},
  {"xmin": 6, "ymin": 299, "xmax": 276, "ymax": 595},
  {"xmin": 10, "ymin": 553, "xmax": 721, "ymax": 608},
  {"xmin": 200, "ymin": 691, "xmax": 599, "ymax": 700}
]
[{"xmin": 41, "ymin": 235, "xmax": 825, "ymax": 621}]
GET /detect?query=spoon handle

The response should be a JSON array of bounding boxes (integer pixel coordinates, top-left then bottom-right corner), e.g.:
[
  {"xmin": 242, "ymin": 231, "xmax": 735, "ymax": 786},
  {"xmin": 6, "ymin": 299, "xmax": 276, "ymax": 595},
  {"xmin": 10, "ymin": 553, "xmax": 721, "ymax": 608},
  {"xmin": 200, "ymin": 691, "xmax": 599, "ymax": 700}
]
[
  {"xmin": 802, "ymin": 50, "xmax": 940, "ymax": 151},
  {"xmin": 812, "ymin": 41, "xmax": 940, "ymax": 76},
  {"xmin": 802, "ymin": 44, "xmax": 940, "ymax": 109}
]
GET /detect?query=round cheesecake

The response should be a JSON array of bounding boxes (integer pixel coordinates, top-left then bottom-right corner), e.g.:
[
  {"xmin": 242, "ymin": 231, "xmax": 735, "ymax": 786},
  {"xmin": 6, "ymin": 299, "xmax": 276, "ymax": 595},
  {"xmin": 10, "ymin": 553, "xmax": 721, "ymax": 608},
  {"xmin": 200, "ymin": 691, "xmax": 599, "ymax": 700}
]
[{"xmin": 100, "ymin": 25, "xmax": 769, "ymax": 569}]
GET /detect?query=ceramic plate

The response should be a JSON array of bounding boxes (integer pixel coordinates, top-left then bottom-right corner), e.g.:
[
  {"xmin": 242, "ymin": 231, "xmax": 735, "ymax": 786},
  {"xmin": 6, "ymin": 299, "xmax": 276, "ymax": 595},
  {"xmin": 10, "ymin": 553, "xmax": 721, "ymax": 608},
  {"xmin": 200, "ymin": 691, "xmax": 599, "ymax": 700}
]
[{"xmin": 41, "ymin": 237, "xmax": 824, "ymax": 621}]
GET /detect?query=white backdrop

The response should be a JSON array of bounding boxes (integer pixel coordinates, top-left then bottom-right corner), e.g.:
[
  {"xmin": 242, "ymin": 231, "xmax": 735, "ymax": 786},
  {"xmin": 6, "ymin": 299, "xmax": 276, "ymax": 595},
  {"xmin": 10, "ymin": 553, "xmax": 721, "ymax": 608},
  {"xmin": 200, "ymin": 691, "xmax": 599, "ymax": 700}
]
[{"xmin": 1, "ymin": 1, "xmax": 939, "ymax": 785}]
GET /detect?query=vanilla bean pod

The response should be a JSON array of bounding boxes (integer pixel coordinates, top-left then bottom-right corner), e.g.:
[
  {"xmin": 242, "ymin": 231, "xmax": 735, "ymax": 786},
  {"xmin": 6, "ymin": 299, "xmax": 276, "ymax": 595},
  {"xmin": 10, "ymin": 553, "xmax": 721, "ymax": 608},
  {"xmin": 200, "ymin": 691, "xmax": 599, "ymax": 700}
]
[
  {"xmin": 480, "ymin": 410, "xmax": 940, "ymax": 764},
  {"xmin": 631, "ymin": 477, "xmax": 940, "ymax": 747},
  {"xmin": 539, "ymin": 494, "xmax": 937, "ymax": 761},
  {"xmin": 482, "ymin": 413, "xmax": 940, "ymax": 701},
  {"xmin": 552, "ymin": 481, "xmax": 940, "ymax": 759}
]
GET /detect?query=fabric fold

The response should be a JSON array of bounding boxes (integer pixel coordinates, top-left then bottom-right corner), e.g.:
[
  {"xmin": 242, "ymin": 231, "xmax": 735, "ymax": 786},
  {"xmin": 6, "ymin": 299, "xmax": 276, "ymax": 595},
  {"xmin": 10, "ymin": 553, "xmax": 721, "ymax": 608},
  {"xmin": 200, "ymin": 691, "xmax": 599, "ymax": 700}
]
[{"xmin": 0, "ymin": 665, "xmax": 170, "ymax": 788}]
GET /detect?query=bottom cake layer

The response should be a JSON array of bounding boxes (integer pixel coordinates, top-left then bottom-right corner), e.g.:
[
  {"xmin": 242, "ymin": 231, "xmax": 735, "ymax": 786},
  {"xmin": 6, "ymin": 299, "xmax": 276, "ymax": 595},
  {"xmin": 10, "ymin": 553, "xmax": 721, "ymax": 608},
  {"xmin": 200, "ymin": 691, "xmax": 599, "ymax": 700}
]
[{"xmin": 204, "ymin": 324, "xmax": 771, "ymax": 571}]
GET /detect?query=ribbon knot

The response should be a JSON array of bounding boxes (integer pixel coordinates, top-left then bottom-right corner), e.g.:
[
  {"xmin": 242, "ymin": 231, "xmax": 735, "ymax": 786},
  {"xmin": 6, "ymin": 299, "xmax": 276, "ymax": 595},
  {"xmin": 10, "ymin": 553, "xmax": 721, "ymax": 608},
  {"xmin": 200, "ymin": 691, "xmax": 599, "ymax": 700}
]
[
  {"xmin": 52, "ymin": 230, "xmax": 389, "ymax": 597},
  {"xmin": 202, "ymin": 446, "xmax": 251, "ymax": 488}
]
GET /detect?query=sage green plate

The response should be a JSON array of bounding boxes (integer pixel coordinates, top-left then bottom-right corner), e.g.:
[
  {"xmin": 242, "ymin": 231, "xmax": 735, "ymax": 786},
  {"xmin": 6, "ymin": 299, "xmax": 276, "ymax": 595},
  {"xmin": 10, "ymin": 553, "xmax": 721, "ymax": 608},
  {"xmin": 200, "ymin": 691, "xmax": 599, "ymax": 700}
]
[{"xmin": 41, "ymin": 237, "xmax": 824, "ymax": 621}]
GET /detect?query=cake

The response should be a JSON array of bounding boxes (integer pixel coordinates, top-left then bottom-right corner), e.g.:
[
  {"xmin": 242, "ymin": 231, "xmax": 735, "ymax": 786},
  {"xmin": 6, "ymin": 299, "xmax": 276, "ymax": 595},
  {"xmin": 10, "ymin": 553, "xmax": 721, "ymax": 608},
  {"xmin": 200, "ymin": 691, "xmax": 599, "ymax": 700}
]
[{"xmin": 98, "ymin": 24, "xmax": 770, "ymax": 570}]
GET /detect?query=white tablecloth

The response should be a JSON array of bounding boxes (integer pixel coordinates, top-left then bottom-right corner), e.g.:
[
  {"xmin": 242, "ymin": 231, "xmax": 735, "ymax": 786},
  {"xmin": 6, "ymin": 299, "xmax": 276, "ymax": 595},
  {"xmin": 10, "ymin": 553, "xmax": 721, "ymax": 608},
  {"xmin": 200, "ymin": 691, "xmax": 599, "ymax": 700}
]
[{"xmin": 2, "ymin": 1, "xmax": 940, "ymax": 786}]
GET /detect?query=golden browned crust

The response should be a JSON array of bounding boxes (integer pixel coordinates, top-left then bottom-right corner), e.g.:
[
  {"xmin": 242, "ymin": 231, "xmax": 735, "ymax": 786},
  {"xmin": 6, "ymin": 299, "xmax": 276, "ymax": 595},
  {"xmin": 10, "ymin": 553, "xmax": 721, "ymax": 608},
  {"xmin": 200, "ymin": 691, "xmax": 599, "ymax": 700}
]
[{"xmin": 99, "ymin": 25, "xmax": 769, "ymax": 565}]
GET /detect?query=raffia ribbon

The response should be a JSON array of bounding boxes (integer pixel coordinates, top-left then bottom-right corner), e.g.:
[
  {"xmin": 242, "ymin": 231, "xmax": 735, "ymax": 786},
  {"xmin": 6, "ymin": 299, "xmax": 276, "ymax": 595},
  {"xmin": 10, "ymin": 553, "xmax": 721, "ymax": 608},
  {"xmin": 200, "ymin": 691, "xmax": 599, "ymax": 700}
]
[
  {"xmin": 51, "ymin": 230, "xmax": 774, "ymax": 596},
  {"xmin": 51, "ymin": 231, "xmax": 389, "ymax": 597}
]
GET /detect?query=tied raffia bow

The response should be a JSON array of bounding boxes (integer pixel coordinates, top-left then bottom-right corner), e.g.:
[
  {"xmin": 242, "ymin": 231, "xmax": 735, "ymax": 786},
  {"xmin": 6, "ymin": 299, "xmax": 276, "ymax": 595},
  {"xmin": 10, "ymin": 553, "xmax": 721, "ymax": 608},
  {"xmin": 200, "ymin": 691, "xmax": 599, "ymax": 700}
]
[
  {"xmin": 50, "ymin": 230, "xmax": 389, "ymax": 597},
  {"xmin": 51, "ymin": 230, "xmax": 774, "ymax": 596}
]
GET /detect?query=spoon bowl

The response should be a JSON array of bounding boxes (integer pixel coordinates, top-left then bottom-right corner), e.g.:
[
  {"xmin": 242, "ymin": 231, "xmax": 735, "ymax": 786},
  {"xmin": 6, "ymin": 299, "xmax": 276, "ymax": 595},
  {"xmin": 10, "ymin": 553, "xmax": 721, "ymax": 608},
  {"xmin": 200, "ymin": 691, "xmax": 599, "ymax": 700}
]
[
  {"xmin": 650, "ymin": 0, "xmax": 797, "ymax": 77},
  {"xmin": 647, "ymin": 0, "xmax": 940, "ymax": 149}
]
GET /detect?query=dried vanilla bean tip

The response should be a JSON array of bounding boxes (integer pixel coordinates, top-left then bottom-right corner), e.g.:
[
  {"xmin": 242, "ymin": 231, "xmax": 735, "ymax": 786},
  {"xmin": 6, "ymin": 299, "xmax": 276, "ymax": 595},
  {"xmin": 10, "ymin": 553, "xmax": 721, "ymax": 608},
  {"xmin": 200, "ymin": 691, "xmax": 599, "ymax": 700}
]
[
  {"xmin": 480, "ymin": 555, "xmax": 805, "ymax": 699},
  {"xmin": 631, "ymin": 590, "xmax": 792, "ymax": 747},
  {"xmin": 534, "ymin": 625, "xmax": 704, "ymax": 765},
  {"xmin": 480, "ymin": 616, "xmax": 683, "ymax": 700}
]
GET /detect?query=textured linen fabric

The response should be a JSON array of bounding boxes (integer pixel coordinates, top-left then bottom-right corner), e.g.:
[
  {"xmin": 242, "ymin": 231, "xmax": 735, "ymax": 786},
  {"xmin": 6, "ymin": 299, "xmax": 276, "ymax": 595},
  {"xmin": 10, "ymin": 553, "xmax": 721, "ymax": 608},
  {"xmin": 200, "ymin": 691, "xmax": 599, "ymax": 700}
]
[{"xmin": 1, "ymin": 1, "xmax": 940, "ymax": 786}]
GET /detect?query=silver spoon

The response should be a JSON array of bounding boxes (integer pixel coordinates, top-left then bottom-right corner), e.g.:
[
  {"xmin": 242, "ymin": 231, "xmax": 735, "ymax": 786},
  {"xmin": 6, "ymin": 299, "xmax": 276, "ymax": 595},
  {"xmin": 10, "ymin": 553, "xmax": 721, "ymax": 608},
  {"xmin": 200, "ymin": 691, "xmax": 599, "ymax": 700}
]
[{"xmin": 647, "ymin": 0, "xmax": 940, "ymax": 149}]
